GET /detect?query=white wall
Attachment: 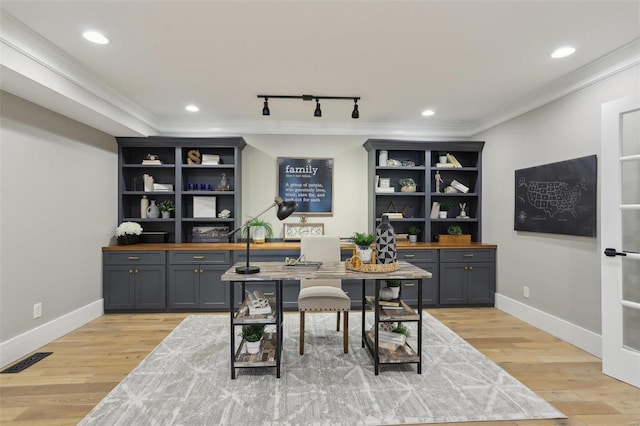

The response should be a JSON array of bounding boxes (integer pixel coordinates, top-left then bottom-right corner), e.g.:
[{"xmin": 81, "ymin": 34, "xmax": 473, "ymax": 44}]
[
  {"xmin": 0, "ymin": 91, "xmax": 117, "ymax": 366},
  {"xmin": 475, "ymin": 65, "xmax": 639, "ymax": 336},
  {"xmin": 241, "ymin": 134, "xmax": 369, "ymax": 237}
]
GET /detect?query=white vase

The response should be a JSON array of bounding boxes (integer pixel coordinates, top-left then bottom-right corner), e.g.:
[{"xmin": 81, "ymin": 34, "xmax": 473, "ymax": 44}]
[
  {"xmin": 140, "ymin": 195, "xmax": 149, "ymax": 218},
  {"xmin": 161, "ymin": 211, "xmax": 170, "ymax": 219},
  {"xmin": 439, "ymin": 155, "xmax": 448, "ymax": 163},
  {"xmin": 246, "ymin": 339, "xmax": 261, "ymax": 354},
  {"xmin": 356, "ymin": 246, "xmax": 373, "ymax": 263},
  {"xmin": 439, "ymin": 211, "xmax": 448, "ymax": 219},
  {"xmin": 408, "ymin": 234, "xmax": 417, "ymax": 243}
]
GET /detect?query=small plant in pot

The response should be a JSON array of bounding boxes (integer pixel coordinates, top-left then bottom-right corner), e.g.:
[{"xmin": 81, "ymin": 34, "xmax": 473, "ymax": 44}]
[
  {"xmin": 439, "ymin": 202, "xmax": 451, "ymax": 218},
  {"xmin": 352, "ymin": 232, "xmax": 375, "ymax": 263},
  {"xmin": 158, "ymin": 200, "xmax": 175, "ymax": 218},
  {"xmin": 448, "ymin": 225, "xmax": 463, "ymax": 235},
  {"xmin": 407, "ymin": 226, "xmax": 421, "ymax": 243},
  {"xmin": 399, "ymin": 177, "xmax": 417, "ymax": 193},
  {"xmin": 245, "ymin": 218, "xmax": 273, "ymax": 244},
  {"xmin": 240, "ymin": 324, "xmax": 265, "ymax": 354},
  {"xmin": 380, "ymin": 279, "xmax": 401, "ymax": 300},
  {"xmin": 438, "ymin": 151, "xmax": 448, "ymax": 164},
  {"xmin": 392, "ymin": 323, "xmax": 410, "ymax": 338}
]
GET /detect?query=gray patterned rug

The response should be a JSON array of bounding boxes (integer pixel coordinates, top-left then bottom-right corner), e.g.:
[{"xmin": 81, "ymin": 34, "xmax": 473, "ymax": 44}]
[{"xmin": 80, "ymin": 312, "xmax": 564, "ymax": 425}]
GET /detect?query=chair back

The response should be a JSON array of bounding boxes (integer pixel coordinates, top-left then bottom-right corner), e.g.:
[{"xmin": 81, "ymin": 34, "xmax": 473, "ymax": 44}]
[{"xmin": 300, "ymin": 235, "xmax": 341, "ymax": 288}]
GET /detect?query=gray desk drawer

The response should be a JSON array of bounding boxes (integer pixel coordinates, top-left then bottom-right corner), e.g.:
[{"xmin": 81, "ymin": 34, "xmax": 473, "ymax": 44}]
[
  {"xmin": 169, "ymin": 251, "xmax": 230, "ymax": 264},
  {"xmin": 397, "ymin": 249, "xmax": 438, "ymax": 262},
  {"xmin": 104, "ymin": 251, "xmax": 166, "ymax": 265},
  {"xmin": 440, "ymin": 249, "xmax": 494, "ymax": 263}
]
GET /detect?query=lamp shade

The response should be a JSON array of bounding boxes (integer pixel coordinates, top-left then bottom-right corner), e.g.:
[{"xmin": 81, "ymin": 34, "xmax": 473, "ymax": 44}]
[{"xmin": 275, "ymin": 197, "xmax": 297, "ymax": 220}]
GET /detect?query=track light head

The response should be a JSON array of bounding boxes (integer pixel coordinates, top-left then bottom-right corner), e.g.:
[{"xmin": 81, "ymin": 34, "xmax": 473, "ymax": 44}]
[
  {"xmin": 314, "ymin": 99, "xmax": 322, "ymax": 117},
  {"xmin": 262, "ymin": 98, "xmax": 270, "ymax": 116},
  {"xmin": 351, "ymin": 99, "xmax": 359, "ymax": 119}
]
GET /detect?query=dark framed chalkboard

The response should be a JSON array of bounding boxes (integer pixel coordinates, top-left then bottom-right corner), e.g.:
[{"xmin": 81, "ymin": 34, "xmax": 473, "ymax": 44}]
[
  {"xmin": 277, "ymin": 157, "xmax": 333, "ymax": 215},
  {"xmin": 514, "ymin": 155, "xmax": 596, "ymax": 237}
]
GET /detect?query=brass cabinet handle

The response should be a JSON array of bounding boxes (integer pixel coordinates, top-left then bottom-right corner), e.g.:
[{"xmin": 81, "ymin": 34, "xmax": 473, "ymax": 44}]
[
  {"xmin": 128, "ymin": 256, "xmax": 140, "ymax": 260},
  {"xmin": 463, "ymin": 254, "xmax": 474, "ymax": 257},
  {"xmin": 129, "ymin": 269, "xmax": 134, "ymax": 274},
  {"xmin": 404, "ymin": 283, "xmax": 415, "ymax": 287},
  {"xmin": 194, "ymin": 268, "xmax": 199, "ymax": 273},
  {"xmin": 135, "ymin": 269, "xmax": 139, "ymax": 274},
  {"xmin": 200, "ymin": 269, "xmax": 204, "ymax": 273},
  {"xmin": 193, "ymin": 256, "xmax": 205, "ymax": 260},
  {"xmin": 403, "ymin": 254, "xmax": 415, "ymax": 258},
  {"xmin": 263, "ymin": 292, "xmax": 275, "ymax": 296},
  {"xmin": 468, "ymin": 266, "xmax": 473, "ymax": 271}
]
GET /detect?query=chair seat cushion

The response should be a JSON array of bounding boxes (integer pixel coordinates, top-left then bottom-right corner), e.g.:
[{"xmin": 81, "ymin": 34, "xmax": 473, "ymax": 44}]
[{"xmin": 298, "ymin": 286, "xmax": 350, "ymax": 311}]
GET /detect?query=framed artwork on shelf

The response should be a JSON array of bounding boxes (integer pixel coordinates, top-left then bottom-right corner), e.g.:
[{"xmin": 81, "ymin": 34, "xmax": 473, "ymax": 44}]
[{"xmin": 283, "ymin": 223, "xmax": 325, "ymax": 241}]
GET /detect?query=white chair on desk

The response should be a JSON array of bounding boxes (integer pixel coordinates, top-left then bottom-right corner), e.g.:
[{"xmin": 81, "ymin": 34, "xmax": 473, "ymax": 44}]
[{"xmin": 297, "ymin": 235, "xmax": 350, "ymax": 355}]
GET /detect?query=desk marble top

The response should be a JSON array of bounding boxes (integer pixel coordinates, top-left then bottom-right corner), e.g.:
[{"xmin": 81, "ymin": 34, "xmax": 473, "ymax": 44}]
[{"xmin": 220, "ymin": 261, "xmax": 432, "ymax": 282}]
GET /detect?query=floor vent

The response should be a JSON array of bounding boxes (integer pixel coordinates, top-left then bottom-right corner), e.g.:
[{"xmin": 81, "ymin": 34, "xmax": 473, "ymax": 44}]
[{"xmin": 1, "ymin": 352, "xmax": 52, "ymax": 373}]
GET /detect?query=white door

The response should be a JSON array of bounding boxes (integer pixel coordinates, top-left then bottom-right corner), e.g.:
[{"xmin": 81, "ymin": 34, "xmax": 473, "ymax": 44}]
[{"xmin": 601, "ymin": 94, "xmax": 640, "ymax": 388}]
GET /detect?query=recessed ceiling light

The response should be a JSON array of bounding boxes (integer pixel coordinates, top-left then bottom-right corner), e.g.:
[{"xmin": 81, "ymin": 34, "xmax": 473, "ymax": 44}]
[
  {"xmin": 185, "ymin": 105, "xmax": 200, "ymax": 112},
  {"xmin": 82, "ymin": 31, "xmax": 109, "ymax": 45},
  {"xmin": 421, "ymin": 109, "xmax": 435, "ymax": 117},
  {"xmin": 551, "ymin": 46, "xmax": 576, "ymax": 59}
]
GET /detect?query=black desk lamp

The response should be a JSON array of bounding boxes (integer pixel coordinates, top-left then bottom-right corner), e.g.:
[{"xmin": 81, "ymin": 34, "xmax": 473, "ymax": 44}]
[{"xmin": 227, "ymin": 196, "xmax": 297, "ymax": 274}]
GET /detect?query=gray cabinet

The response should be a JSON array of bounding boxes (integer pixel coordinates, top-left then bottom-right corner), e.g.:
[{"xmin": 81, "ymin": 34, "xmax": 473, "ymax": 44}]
[
  {"xmin": 168, "ymin": 251, "xmax": 231, "ymax": 310},
  {"xmin": 396, "ymin": 249, "xmax": 439, "ymax": 307},
  {"xmin": 116, "ymin": 137, "xmax": 246, "ymax": 243},
  {"xmin": 103, "ymin": 251, "xmax": 166, "ymax": 311},
  {"xmin": 439, "ymin": 249, "xmax": 495, "ymax": 305}
]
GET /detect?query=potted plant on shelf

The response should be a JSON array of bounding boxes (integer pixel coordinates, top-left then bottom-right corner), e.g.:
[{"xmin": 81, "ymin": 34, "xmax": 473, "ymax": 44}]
[
  {"xmin": 246, "ymin": 218, "xmax": 273, "ymax": 244},
  {"xmin": 399, "ymin": 177, "xmax": 417, "ymax": 193},
  {"xmin": 158, "ymin": 200, "xmax": 175, "ymax": 218},
  {"xmin": 352, "ymin": 232, "xmax": 375, "ymax": 263},
  {"xmin": 438, "ymin": 225, "xmax": 472, "ymax": 244},
  {"xmin": 380, "ymin": 279, "xmax": 401, "ymax": 300},
  {"xmin": 439, "ymin": 202, "xmax": 451, "ymax": 218},
  {"xmin": 115, "ymin": 221, "xmax": 143, "ymax": 245},
  {"xmin": 438, "ymin": 151, "xmax": 448, "ymax": 164},
  {"xmin": 407, "ymin": 226, "xmax": 421, "ymax": 243},
  {"xmin": 240, "ymin": 324, "xmax": 265, "ymax": 354}
]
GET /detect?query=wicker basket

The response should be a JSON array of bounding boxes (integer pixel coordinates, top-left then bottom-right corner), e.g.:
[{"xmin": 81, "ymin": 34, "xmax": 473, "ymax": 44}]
[{"xmin": 345, "ymin": 255, "xmax": 399, "ymax": 273}]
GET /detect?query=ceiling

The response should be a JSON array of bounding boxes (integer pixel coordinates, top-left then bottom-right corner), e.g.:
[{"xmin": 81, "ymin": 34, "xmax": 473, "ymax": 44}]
[{"xmin": 1, "ymin": 1, "xmax": 638, "ymax": 138}]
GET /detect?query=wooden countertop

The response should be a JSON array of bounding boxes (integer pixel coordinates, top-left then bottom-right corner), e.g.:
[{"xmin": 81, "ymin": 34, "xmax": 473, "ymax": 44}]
[{"xmin": 102, "ymin": 241, "xmax": 497, "ymax": 251}]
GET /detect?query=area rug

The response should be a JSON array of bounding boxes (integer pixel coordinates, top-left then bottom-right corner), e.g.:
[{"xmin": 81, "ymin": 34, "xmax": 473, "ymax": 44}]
[{"xmin": 79, "ymin": 312, "xmax": 565, "ymax": 425}]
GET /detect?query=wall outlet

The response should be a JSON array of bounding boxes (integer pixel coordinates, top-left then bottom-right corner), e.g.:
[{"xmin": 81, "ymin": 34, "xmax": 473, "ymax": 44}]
[
  {"xmin": 33, "ymin": 303, "xmax": 42, "ymax": 319},
  {"xmin": 523, "ymin": 286, "xmax": 530, "ymax": 299}
]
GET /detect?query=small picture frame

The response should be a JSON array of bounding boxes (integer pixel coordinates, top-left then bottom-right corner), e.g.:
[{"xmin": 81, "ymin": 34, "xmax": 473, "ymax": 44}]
[{"xmin": 283, "ymin": 223, "xmax": 325, "ymax": 241}]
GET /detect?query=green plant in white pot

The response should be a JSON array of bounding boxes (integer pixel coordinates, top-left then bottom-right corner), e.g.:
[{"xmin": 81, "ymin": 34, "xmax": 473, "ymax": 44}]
[
  {"xmin": 240, "ymin": 324, "xmax": 265, "ymax": 354},
  {"xmin": 352, "ymin": 232, "xmax": 375, "ymax": 263},
  {"xmin": 158, "ymin": 200, "xmax": 175, "ymax": 218},
  {"xmin": 407, "ymin": 226, "xmax": 421, "ymax": 243},
  {"xmin": 245, "ymin": 218, "xmax": 273, "ymax": 244},
  {"xmin": 399, "ymin": 177, "xmax": 416, "ymax": 193}
]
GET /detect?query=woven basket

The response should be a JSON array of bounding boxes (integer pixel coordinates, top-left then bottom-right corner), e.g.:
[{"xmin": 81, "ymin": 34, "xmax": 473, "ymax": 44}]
[{"xmin": 345, "ymin": 256, "xmax": 399, "ymax": 273}]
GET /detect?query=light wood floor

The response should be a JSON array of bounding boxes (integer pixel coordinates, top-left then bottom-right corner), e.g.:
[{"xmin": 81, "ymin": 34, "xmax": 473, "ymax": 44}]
[{"xmin": 1, "ymin": 308, "xmax": 638, "ymax": 426}]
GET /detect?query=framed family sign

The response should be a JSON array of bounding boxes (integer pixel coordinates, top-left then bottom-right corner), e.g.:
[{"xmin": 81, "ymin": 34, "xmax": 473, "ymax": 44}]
[{"xmin": 277, "ymin": 157, "xmax": 333, "ymax": 214}]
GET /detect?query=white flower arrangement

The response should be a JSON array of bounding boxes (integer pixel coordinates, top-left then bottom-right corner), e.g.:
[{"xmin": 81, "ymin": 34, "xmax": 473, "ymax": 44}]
[{"xmin": 116, "ymin": 221, "xmax": 143, "ymax": 236}]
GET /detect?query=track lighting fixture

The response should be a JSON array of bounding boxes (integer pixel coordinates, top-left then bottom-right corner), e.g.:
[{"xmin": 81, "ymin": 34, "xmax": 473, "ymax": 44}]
[
  {"xmin": 257, "ymin": 94, "xmax": 361, "ymax": 119},
  {"xmin": 351, "ymin": 99, "xmax": 359, "ymax": 119}
]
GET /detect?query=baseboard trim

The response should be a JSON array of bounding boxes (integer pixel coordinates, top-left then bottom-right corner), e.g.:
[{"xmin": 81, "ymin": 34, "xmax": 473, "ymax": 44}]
[
  {"xmin": 0, "ymin": 299, "xmax": 103, "ymax": 368},
  {"xmin": 495, "ymin": 293, "xmax": 601, "ymax": 358}
]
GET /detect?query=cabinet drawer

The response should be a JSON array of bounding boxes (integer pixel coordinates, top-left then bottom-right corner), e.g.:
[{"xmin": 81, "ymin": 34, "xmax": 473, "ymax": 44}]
[
  {"xmin": 440, "ymin": 249, "xmax": 494, "ymax": 263},
  {"xmin": 104, "ymin": 251, "xmax": 166, "ymax": 265},
  {"xmin": 397, "ymin": 249, "xmax": 438, "ymax": 262},
  {"xmin": 169, "ymin": 251, "xmax": 230, "ymax": 265}
]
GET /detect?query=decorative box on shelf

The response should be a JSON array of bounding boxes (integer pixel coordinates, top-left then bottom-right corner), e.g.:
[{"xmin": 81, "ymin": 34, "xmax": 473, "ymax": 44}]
[
  {"xmin": 140, "ymin": 231, "xmax": 169, "ymax": 243},
  {"xmin": 192, "ymin": 226, "xmax": 229, "ymax": 242},
  {"xmin": 437, "ymin": 234, "xmax": 471, "ymax": 244}
]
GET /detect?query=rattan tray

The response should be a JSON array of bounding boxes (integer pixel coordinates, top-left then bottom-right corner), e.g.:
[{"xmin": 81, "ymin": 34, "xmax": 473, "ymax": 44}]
[{"xmin": 345, "ymin": 256, "xmax": 399, "ymax": 273}]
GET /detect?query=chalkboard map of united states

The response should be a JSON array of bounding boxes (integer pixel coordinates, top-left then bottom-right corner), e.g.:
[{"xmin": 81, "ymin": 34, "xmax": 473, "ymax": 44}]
[
  {"xmin": 514, "ymin": 155, "xmax": 596, "ymax": 237},
  {"xmin": 523, "ymin": 179, "xmax": 587, "ymax": 218}
]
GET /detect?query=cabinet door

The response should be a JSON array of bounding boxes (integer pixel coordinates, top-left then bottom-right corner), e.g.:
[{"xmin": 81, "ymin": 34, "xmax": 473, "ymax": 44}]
[
  {"xmin": 135, "ymin": 266, "xmax": 166, "ymax": 309},
  {"xmin": 103, "ymin": 266, "xmax": 136, "ymax": 310},
  {"xmin": 466, "ymin": 262, "xmax": 495, "ymax": 305},
  {"xmin": 200, "ymin": 265, "xmax": 229, "ymax": 309},
  {"xmin": 342, "ymin": 280, "xmax": 364, "ymax": 309},
  {"xmin": 168, "ymin": 265, "xmax": 199, "ymax": 308},
  {"xmin": 439, "ymin": 263, "xmax": 467, "ymax": 305}
]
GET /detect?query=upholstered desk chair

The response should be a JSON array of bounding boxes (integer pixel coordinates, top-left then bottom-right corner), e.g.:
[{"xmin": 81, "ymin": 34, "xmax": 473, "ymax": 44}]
[{"xmin": 297, "ymin": 235, "xmax": 350, "ymax": 355}]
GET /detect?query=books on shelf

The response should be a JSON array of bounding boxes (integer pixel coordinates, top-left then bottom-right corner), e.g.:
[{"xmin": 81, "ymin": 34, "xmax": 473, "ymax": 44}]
[
  {"xmin": 246, "ymin": 290, "xmax": 272, "ymax": 315},
  {"xmin": 201, "ymin": 154, "xmax": 220, "ymax": 165},
  {"xmin": 383, "ymin": 212, "xmax": 403, "ymax": 219},
  {"xmin": 446, "ymin": 154, "xmax": 463, "ymax": 168},
  {"xmin": 153, "ymin": 183, "xmax": 173, "ymax": 191},
  {"xmin": 142, "ymin": 159, "xmax": 162, "ymax": 165},
  {"xmin": 376, "ymin": 187, "xmax": 395, "ymax": 193},
  {"xmin": 430, "ymin": 201, "xmax": 440, "ymax": 219},
  {"xmin": 379, "ymin": 298, "xmax": 400, "ymax": 307},
  {"xmin": 377, "ymin": 330, "xmax": 407, "ymax": 349},
  {"xmin": 450, "ymin": 179, "xmax": 469, "ymax": 193},
  {"xmin": 436, "ymin": 162, "xmax": 455, "ymax": 168}
]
